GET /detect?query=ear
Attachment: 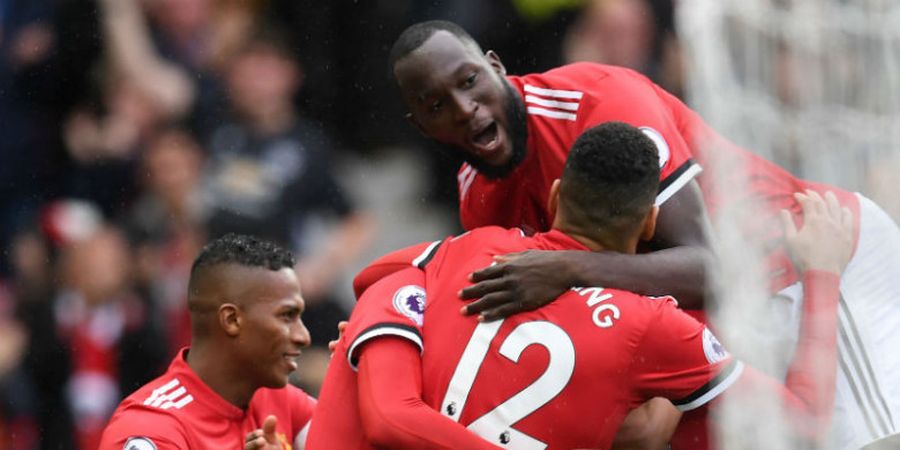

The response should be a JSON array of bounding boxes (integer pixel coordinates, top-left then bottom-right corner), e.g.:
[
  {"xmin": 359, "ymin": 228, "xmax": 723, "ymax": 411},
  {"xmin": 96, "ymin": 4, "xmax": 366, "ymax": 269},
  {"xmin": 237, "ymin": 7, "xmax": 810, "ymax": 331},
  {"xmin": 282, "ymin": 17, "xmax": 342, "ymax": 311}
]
[
  {"xmin": 405, "ymin": 112, "xmax": 430, "ymax": 138},
  {"xmin": 219, "ymin": 303, "xmax": 241, "ymax": 337},
  {"xmin": 485, "ymin": 50, "xmax": 507, "ymax": 76},
  {"xmin": 640, "ymin": 205, "xmax": 659, "ymax": 241},
  {"xmin": 547, "ymin": 179, "xmax": 562, "ymax": 219}
]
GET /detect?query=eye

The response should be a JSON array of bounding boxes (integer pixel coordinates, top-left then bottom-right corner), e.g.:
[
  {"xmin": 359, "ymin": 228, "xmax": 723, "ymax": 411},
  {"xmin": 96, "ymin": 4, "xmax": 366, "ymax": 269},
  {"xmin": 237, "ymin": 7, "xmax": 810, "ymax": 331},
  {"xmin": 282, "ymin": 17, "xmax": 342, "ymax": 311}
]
[
  {"xmin": 280, "ymin": 310, "xmax": 299, "ymax": 322},
  {"xmin": 463, "ymin": 72, "xmax": 477, "ymax": 88},
  {"xmin": 429, "ymin": 100, "xmax": 443, "ymax": 114}
]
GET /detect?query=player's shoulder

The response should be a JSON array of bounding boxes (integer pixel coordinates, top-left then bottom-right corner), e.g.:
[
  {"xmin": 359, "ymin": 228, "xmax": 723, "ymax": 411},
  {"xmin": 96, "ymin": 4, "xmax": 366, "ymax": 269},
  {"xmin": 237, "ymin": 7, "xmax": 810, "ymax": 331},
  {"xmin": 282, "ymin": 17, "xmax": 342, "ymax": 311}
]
[
  {"xmin": 519, "ymin": 62, "xmax": 645, "ymax": 91},
  {"xmin": 102, "ymin": 390, "xmax": 189, "ymax": 450},
  {"xmin": 444, "ymin": 226, "xmax": 527, "ymax": 253}
]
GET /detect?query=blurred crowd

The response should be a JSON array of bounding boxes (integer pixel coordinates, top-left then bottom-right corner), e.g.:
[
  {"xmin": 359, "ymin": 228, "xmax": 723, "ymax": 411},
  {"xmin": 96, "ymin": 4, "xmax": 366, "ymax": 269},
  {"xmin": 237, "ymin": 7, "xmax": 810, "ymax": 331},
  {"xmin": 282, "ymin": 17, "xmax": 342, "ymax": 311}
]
[{"xmin": 0, "ymin": 0, "xmax": 680, "ymax": 448}]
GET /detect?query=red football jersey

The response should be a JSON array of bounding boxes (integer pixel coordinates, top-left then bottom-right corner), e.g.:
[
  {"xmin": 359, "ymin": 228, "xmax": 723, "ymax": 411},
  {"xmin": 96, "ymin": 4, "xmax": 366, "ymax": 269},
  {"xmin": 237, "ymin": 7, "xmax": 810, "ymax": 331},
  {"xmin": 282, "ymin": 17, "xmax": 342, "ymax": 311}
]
[
  {"xmin": 99, "ymin": 349, "xmax": 316, "ymax": 450},
  {"xmin": 458, "ymin": 63, "xmax": 860, "ymax": 290},
  {"xmin": 460, "ymin": 63, "xmax": 700, "ymax": 235},
  {"xmin": 312, "ymin": 227, "xmax": 741, "ymax": 450}
]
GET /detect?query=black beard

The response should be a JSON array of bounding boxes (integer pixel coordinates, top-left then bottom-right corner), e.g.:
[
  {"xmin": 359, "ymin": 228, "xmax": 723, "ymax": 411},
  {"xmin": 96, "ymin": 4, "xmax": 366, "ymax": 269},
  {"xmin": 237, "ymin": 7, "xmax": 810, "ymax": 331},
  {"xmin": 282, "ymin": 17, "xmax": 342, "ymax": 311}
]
[{"xmin": 438, "ymin": 80, "xmax": 529, "ymax": 180}]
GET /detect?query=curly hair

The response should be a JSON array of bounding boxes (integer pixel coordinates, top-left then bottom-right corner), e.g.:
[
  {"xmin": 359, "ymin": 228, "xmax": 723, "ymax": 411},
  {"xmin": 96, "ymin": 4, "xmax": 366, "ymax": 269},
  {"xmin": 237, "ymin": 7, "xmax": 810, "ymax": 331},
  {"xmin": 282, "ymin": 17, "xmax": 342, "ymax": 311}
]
[{"xmin": 559, "ymin": 122, "xmax": 660, "ymax": 234}]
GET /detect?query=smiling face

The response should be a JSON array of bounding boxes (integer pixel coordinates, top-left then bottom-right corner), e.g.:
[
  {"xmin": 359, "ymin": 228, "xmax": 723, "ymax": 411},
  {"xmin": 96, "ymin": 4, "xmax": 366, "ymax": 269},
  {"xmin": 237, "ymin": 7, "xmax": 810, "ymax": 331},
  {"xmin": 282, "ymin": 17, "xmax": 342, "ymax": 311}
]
[
  {"xmin": 232, "ymin": 266, "xmax": 311, "ymax": 389},
  {"xmin": 394, "ymin": 31, "xmax": 521, "ymax": 170}
]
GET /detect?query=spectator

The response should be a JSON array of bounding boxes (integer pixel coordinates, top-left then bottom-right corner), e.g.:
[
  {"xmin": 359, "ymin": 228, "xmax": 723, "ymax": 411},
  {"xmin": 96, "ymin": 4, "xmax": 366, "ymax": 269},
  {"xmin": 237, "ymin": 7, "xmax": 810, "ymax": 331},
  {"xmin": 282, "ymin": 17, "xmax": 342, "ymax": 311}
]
[{"xmin": 17, "ymin": 221, "xmax": 168, "ymax": 450}]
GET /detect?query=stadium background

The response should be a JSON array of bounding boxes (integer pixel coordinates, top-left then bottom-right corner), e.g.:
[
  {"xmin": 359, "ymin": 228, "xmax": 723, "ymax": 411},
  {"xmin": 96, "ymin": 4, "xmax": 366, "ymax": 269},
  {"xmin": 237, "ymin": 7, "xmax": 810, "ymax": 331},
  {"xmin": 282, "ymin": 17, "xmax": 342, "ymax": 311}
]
[{"xmin": 0, "ymin": 0, "xmax": 896, "ymax": 448}]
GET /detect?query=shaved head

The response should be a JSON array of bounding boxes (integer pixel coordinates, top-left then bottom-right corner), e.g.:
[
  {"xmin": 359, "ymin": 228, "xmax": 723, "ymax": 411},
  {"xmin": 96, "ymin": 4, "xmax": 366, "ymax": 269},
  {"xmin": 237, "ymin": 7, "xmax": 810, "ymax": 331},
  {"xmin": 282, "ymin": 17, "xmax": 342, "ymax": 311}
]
[
  {"xmin": 182, "ymin": 234, "xmax": 309, "ymax": 402},
  {"xmin": 187, "ymin": 234, "xmax": 296, "ymax": 338}
]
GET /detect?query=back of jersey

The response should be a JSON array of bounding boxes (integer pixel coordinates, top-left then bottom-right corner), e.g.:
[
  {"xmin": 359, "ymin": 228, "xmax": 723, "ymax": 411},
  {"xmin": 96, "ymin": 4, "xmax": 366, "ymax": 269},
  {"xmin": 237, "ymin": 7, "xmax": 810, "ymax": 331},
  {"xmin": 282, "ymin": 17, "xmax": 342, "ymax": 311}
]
[{"xmin": 417, "ymin": 227, "xmax": 664, "ymax": 450}]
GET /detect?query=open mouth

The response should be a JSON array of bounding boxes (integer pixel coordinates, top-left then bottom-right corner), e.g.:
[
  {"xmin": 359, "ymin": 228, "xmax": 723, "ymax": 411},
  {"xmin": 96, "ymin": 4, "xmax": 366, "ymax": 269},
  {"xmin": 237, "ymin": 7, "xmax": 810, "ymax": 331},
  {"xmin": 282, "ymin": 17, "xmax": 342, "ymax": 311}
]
[{"xmin": 470, "ymin": 122, "xmax": 500, "ymax": 154}]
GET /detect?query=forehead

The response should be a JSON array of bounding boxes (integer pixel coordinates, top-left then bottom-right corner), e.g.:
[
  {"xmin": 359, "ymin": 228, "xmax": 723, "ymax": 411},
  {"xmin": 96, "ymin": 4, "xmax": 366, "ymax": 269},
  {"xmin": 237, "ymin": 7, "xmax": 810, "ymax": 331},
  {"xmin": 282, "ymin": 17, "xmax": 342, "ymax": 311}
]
[
  {"xmin": 226, "ymin": 266, "xmax": 302, "ymax": 308},
  {"xmin": 394, "ymin": 31, "xmax": 485, "ymax": 95}
]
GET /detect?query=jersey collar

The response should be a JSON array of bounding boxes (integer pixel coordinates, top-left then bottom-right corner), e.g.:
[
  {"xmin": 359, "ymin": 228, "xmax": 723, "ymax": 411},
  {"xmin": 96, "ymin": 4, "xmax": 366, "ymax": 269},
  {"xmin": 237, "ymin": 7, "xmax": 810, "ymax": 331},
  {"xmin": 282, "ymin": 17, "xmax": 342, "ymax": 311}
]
[
  {"xmin": 171, "ymin": 347, "xmax": 246, "ymax": 420},
  {"xmin": 532, "ymin": 229, "xmax": 591, "ymax": 252}
]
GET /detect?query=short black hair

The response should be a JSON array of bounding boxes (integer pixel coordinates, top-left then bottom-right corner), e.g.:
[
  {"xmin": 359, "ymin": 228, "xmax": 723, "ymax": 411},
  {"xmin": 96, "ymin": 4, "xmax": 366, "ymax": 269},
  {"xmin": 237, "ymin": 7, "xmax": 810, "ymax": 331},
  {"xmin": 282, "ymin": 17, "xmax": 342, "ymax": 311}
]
[
  {"xmin": 388, "ymin": 20, "xmax": 482, "ymax": 75},
  {"xmin": 559, "ymin": 122, "xmax": 660, "ymax": 234},
  {"xmin": 190, "ymin": 233, "xmax": 295, "ymax": 279}
]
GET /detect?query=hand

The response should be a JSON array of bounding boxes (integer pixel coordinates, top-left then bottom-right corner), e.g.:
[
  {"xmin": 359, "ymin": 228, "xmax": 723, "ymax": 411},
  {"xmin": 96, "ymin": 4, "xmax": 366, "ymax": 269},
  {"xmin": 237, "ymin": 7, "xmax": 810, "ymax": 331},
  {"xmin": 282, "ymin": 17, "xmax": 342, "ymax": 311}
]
[
  {"xmin": 328, "ymin": 321, "xmax": 348, "ymax": 356},
  {"xmin": 781, "ymin": 190, "xmax": 854, "ymax": 275},
  {"xmin": 459, "ymin": 250, "xmax": 574, "ymax": 321},
  {"xmin": 245, "ymin": 415, "xmax": 280, "ymax": 450}
]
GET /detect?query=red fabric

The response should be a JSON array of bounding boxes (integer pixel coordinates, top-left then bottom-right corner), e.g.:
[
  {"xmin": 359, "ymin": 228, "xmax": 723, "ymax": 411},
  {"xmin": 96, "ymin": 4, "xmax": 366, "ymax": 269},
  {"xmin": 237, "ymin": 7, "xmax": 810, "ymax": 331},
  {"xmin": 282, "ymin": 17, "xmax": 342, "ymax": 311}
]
[
  {"xmin": 352, "ymin": 240, "xmax": 440, "ymax": 299},
  {"xmin": 98, "ymin": 348, "xmax": 316, "ymax": 450},
  {"xmin": 357, "ymin": 338, "xmax": 502, "ymax": 449},
  {"xmin": 315, "ymin": 227, "xmax": 734, "ymax": 449},
  {"xmin": 460, "ymin": 63, "xmax": 697, "ymax": 234},
  {"xmin": 652, "ymin": 84, "xmax": 860, "ymax": 292},
  {"xmin": 670, "ymin": 270, "xmax": 842, "ymax": 449},
  {"xmin": 721, "ymin": 271, "xmax": 840, "ymax": 438},
  {"xmin": 454, "ymin": 62, "xmax": 859, "ymax": 290}
]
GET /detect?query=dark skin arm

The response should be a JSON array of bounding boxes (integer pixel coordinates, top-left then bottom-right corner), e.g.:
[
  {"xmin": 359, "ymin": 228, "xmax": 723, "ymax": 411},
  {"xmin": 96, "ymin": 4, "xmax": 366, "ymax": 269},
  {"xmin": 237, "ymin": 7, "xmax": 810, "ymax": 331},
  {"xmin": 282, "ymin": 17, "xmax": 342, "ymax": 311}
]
[{"xmin": 460, "ymin": 180, "xmax": 715, "ymax": 320}]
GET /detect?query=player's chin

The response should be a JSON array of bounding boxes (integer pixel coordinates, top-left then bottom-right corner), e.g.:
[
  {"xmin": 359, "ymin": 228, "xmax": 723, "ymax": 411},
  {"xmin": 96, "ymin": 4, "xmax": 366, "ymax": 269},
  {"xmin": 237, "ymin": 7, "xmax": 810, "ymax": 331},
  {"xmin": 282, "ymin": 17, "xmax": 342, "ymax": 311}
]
[{"xmin": 264, "ymin": 373, "xmax": 291, "ymax": 389}]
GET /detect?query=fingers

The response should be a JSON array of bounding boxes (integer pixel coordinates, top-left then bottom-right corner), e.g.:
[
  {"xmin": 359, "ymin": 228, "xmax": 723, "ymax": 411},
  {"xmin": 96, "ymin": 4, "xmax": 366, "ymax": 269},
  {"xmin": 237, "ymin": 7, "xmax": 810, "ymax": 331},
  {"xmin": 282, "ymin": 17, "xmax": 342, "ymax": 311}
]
[
  {"xmin": 468, "ymin": 263, "xmax": 504, "ymax": 283},
  {"xmin": 459, "ymin": 278, "xmax": 509, "ymax": 300},
  {"xmin": 244, "ymin": 436, "xmax": 267, "ymax": 450},
  {"xmin": 780, "ymin": 209, "xmax": 797, "ymax": 239},
  {"xmin": 479, "ymin": 300, "xmax": 537, "ymax": 322},
  {"xmin": 460, "ymin": 292, "xmax": 514, "ymax": 316},
  {"xmin": 824, "ymin": 191, "xmax": 842, "ymax": 221},
  {"xmin": 245, "ymin": 430, "xmax": 262, "ymax": 444},
  {"xmin": 263, "ymin": 415, "xmax": 278, "ymax": 440},
  {"xmin": 328, "ymin": 320, "xmax": 349, "ymax": 354},
  {"xmin": 841, "ymin": 206, "xmax": 854, "ymax": 232},
  {"xmin": 492, "ymin": 251, "xmax": 527, "ymax": 264}
]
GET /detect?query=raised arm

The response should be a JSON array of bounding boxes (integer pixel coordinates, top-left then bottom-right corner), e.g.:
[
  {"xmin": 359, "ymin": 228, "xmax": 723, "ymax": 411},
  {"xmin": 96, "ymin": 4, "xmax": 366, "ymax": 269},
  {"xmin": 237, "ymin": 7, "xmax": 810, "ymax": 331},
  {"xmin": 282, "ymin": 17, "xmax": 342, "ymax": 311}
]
[
  {"xmin": 743, "ymin": 190, "xmax": 852, "ymax": 436},
  {"xmin": 669, "ymin": 191, "xmax": 852, "ymax": 446},
  {"xmin": 460, "ymin": 179, "xmax": 714, "ymax": 320},
  {"xmin": 97, "ymin": 0, "xmax": 194, "ymax": 117}
]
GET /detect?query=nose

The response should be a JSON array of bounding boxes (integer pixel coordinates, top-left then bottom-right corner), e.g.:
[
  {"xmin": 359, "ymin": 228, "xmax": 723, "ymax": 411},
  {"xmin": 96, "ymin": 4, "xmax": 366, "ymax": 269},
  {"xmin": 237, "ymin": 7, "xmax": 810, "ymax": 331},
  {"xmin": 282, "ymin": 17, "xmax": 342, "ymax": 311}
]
[
  {"xmin": 291, "ymin": 320, "xmax": 311, "ymax": 348},
  {"xmin": 450, "ymin": 91, "xmax": 477, "ymax": 123}
]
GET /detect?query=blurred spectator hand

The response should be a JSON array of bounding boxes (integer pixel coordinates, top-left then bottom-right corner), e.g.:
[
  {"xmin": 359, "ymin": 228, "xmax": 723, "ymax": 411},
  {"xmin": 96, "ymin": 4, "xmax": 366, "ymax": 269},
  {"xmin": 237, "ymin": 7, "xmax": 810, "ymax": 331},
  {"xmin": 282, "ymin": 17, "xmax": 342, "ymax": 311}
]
[{"xmin": 0, "ymin": 318, "xmax": 26, "ymax": 379}]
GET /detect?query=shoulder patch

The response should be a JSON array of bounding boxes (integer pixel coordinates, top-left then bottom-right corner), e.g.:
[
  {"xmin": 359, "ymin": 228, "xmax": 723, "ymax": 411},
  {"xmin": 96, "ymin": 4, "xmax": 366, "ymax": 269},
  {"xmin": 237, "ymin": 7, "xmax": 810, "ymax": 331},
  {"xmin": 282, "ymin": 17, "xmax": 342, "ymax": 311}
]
[
  {"xmin": 702, "ymin": 327, "xmax": 729, "ymax": 363},
  {"xmin": 639, "ymin": 126, "xmax": 671, "ymax": 169},
  {"xmin": 392, "ymin": 285, "xmax": 426, "ymax": 326},
  {"xmin": 124, "ymin": 437, "xmax": 157, "ymax": 450}
]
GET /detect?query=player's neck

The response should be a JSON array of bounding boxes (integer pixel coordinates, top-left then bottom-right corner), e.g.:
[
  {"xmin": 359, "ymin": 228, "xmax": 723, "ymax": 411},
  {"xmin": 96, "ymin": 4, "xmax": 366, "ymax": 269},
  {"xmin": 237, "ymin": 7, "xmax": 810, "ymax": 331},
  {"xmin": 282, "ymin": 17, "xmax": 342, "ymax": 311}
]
[
  {"xmin": 553, "ymin": 224, "xmax": 637, "ymax": 254},
  {"xmin": 186, "ymin": 343, "xmax": 257, "ymax": 409}
]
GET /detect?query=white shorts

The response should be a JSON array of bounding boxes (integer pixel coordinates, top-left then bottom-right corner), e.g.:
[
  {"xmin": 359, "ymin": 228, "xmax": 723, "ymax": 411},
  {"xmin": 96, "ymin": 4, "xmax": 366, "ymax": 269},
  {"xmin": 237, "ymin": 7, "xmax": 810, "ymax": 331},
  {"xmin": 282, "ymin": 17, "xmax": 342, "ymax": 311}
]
[{"xmin": 772, "ymin": 193, "xmax": 900, "ymax": 450}]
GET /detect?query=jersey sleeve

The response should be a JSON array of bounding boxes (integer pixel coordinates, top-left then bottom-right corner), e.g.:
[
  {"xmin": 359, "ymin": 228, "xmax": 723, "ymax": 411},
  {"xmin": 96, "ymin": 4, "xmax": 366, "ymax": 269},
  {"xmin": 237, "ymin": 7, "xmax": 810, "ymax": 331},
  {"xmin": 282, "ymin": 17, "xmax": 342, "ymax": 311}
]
[
  {"xmin": 630, "ymin": 301, "xmax": 744, "ymax": 412},
  {"xmin": 98, "ymin": 408, "xmax": 189, "ymax": 450},
  {"xmin": 352, "ymin": 240, "xmax": 443, "ymax": 299},
  {"xmin": 345, "ymin": 267, "xmax": 427, "ymax": 371}
]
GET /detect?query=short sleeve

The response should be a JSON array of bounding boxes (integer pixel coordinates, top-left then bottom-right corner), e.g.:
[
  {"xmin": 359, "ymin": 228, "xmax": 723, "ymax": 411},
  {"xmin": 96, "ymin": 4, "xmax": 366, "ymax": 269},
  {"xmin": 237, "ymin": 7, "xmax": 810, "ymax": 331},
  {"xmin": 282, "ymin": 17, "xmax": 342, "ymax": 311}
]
[
  {"xmin": 345, "ymin": 267, "xmax": 427, "ymax": 371},
  {"xmin": 98, "ymin": 409, "xmax": 189, "ymax": 450},
  {"xmin": 630, "ymin": 301, "xmax": 744, "ymax": 411}
]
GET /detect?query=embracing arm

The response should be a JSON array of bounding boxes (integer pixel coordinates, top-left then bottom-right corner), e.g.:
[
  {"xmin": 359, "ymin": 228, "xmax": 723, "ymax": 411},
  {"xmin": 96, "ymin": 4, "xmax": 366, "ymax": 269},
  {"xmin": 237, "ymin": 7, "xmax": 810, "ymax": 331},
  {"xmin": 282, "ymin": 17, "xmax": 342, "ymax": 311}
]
[
  {"xmin": 357, "ymin": 338, "xmax": 502, "ymax": 450},
  {"xmin": 461, "ymin": 180, "xmax": 714, "ymax": 320}
]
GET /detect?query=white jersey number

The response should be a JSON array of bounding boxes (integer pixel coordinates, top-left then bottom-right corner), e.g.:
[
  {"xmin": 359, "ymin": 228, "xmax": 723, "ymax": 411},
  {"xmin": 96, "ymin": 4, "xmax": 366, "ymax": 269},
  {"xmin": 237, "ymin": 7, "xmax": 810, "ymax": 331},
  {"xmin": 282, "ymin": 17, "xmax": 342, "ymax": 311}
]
[{"xmin": 440, "ymin": 320, "xmax": 575, "ymax": 449}]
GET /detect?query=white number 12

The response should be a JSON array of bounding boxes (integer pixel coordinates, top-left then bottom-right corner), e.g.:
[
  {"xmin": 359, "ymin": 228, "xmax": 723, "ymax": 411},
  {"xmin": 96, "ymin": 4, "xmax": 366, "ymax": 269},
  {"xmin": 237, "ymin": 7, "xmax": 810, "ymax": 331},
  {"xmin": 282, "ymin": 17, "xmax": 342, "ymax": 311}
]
[{"xmin": 440, "ymin": 320, "xmax": 575, "ymax": 449}]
